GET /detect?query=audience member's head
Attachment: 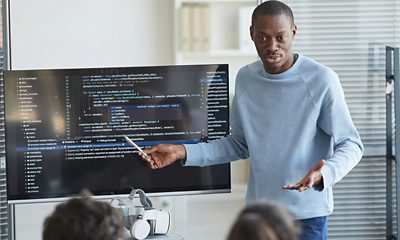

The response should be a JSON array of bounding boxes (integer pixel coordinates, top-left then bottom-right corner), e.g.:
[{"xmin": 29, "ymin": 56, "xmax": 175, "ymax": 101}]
[
  {"xmin": 227, "ymin": 202, "xmax": 300, "ymax": 240},
  {"xmin": 42, "ymin": 191, "xmax": 124, "ymax": 240}
]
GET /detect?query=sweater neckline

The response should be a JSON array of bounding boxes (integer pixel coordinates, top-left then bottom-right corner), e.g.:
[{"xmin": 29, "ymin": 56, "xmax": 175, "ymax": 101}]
[{"xmin": 262, "ymin": 54, "xmax": 301, "ymax": 79}]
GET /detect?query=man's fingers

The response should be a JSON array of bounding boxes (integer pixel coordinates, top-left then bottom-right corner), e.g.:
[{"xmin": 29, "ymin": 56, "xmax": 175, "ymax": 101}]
[
  {"xmin": 151, "ymin": 161, "xmax": 158, "ymax": 169},
  {"xmin": 282, "ymin": 183, "xmax": 302, "ymax": 190},
  {"xmin": 283, "ymin": 160, "xmax": 326, "ymax": 192},
  {"xmin": 144, "ymin": 146, "xmax": 157, "ymax": 155},
  {"xmin": 148, "ymin": 158, "xmax": 160, "ymax": 169},
  {"xmin": 298, "ymin": 185, "xmax": 309, "ymax": 192},
  {"xmin": 282, "ymin": 184, "xmax": 292, "ymax": 189},
  {"xmin": 283, "ymin": 181, "xmax": 313, "ymax": 191},
  {"xmin": 284, "ymin": 184, "xmax": 309, "ymax": 192},
  {"xmin": 138, "ymin": 151, "xmax": 152, "ymax": 162}
]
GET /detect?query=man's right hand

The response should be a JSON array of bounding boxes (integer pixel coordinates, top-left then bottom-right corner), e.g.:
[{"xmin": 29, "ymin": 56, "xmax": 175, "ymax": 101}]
[{"xmin": 138, "ymin": 144, "xmax": 186, "ymax": 169}]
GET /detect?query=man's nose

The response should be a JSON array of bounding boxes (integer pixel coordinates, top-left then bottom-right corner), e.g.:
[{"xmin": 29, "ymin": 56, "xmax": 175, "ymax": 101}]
[{"xmin": 265, "ymin": 39, "xmax": 279, "ymax": 52}]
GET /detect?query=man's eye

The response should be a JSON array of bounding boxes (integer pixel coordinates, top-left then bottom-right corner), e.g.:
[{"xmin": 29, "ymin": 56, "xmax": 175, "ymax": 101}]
[
  {"xmin": 258, "ymin": 36, "xmax": 267, "ymax": 41},
  {"xmin": 278, "ymin": 35, "xmax": 288, "ymax": 41}
]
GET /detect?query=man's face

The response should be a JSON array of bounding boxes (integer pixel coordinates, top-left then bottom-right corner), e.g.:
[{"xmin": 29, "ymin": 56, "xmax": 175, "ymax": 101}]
[{"xmin": 250, "ymin": 14, "xmax": 296, "ymax": 74}]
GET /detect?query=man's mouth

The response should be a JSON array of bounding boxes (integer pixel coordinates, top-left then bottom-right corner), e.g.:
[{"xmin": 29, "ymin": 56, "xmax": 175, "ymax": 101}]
[{"xmin": 264, "ymin": 54, "xmax": 282, "ymax": 64}]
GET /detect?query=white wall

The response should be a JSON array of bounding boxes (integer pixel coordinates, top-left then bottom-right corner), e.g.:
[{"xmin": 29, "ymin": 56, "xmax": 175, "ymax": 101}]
[{"xmin": 9, "ymin": 0, "xmax": 175, "ymax": 70}]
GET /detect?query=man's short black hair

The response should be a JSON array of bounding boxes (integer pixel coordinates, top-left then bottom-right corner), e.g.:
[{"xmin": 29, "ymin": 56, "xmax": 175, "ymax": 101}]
[{"xmin": 251, "ymin": 0, "xmax": 295, "ymax": 26}]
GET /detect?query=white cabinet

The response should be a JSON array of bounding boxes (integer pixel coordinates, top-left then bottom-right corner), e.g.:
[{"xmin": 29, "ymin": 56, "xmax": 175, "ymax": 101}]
[{"xmin": 174, "ymin": 0, "xmax": 259, "ymax": 93}]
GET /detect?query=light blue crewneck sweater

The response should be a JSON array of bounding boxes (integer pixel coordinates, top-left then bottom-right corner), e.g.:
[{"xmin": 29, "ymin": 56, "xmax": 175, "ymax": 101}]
[{"xmin": 184, "ymin": 54, "xmax": 364, "ymax": 219}]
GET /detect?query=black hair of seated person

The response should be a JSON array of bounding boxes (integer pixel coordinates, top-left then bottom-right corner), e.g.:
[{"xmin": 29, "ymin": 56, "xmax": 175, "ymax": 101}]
[
  {"xmin": 227, "ymin": 202, "xmax": 300, "ymax": 240},
  {"xmin": 42, "ymin": 190, "xmax": 124, "ymax": 240}
]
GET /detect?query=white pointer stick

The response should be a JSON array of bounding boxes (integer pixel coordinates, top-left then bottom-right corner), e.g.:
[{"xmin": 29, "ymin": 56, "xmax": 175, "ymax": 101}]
[{"xmin": 123, "ymin": 135, "xmax": 149, "ymax": 158}]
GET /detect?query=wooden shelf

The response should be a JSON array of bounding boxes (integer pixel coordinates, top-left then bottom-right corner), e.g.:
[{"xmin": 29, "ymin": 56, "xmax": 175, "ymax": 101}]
[{"xmin": 174, "ymin": 0, "xmax": 258, "ymax": 92}]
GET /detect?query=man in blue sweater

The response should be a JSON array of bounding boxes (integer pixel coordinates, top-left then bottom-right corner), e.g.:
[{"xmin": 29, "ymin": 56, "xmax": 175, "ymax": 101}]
[{"xmin": 139, "ymin": 1, "xmax": 363, "ymax": 239}]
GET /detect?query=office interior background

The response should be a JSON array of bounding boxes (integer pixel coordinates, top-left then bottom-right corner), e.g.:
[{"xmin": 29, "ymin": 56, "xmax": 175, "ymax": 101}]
[{"xmin": 0, "ymin": 0, "xmax": 400, "ymax": 239}]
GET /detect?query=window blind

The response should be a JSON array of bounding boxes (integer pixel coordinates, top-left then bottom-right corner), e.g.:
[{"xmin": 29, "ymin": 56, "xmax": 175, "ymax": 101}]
[
  {"xmin": 281, "ymin": 0, "xmax": 400, "ymax": 239},
  {"xmin": 287, "ymin": 0, "xmax": 399, "ymax": 156}
]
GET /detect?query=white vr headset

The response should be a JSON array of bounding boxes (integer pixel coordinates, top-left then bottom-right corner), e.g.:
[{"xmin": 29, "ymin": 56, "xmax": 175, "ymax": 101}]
[{"xmin": 111, "ymin": 189, "xmax": 170, "ymax": 240}]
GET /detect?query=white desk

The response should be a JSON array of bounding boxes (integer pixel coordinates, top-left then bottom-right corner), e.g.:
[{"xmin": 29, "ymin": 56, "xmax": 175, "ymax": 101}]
[{"xmin": 122, "ymin": 231, "xmax": 184, "ymax": 240}]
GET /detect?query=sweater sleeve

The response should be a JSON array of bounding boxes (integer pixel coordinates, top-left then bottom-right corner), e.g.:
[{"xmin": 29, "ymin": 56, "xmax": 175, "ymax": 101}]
[
  {"xmin": 317, "ymin": 70, "xmax": 364, "ymax": 189},
  {"xmin": 183, "ymin": 68, "xmax": 250, "ymax": 167}
]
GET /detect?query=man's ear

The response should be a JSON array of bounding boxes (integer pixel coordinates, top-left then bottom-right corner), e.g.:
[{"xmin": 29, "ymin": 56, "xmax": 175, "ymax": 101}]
[
  {"xmin": 250, "ymin": 26, "xmax": 255, "ymax": 41},
  {"xmin": 292, "ymin": 25, "xmax": 297, "ymax": 37}
]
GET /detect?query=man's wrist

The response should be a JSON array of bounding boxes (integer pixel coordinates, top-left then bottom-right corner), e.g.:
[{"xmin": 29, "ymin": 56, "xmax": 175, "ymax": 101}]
[
  {"xmin": 175, "ymin": 144, "xmax": 187, "ymax": 161},
  {"xmin": 173, "ymin": 144, "xmax": 186, "ymax": 166}
]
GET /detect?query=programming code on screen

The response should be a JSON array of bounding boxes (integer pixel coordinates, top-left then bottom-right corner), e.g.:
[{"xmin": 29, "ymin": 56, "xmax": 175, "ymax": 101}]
[{"xmin": 5, "ymin": 64, "xmax": 230, "ymax": 201}]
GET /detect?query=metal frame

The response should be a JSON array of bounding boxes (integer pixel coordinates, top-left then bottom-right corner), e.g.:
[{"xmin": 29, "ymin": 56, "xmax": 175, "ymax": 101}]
[
  {"xmin": 386, "ymin": 46, "xmax": 400, "ymax": 240},
  {"xmin": 2, "ymin": 0, "xmax": 10, "ymax": 239}
]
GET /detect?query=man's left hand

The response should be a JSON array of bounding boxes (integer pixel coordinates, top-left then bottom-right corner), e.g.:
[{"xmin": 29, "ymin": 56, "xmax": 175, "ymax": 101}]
[{"xmin": 282, "ymin": 159, "xmax": 325, "ymax": 192}]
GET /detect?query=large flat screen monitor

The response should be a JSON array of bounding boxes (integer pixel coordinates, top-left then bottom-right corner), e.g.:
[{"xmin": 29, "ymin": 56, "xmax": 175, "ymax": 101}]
[{"xmin": 4, "ymin": 64, "xmax": 230, "ymax": 203}]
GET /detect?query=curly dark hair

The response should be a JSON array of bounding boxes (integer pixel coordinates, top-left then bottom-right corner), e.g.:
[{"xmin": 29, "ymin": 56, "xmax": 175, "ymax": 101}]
[{"xmin": 42, "ymin": 192, "xmax": 124, "ymax": 240}]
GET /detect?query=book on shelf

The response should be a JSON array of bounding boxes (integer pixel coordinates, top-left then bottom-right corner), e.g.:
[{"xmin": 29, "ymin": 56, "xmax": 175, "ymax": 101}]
[
  {"xmin": 180, "ymin": 3, "xmax": 210, "ymax": 52},
  {"xmin": 199, "ymin": 4, "xmax": 210, "ymax": 51},
  {"xmin": 192, "ymin": 4, "xmax": 202, "ymax": 51},
  {"xmin": 180, "ymin": 4, "xmax": 192, "ymax": 51}
]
